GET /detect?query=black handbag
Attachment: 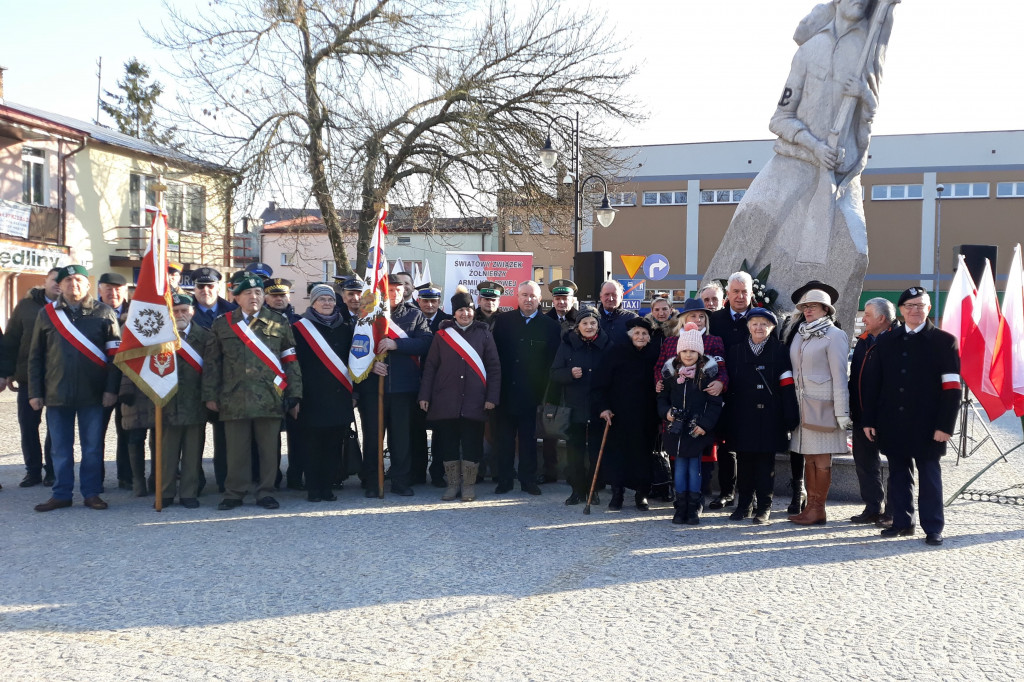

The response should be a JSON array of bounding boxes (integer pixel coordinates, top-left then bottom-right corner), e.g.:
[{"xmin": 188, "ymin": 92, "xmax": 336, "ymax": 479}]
[
  {"xmin": 650, "ymin": 436, "xmax": 674, "ymax": 500},
  {"xmin": 536, "ymin": 383, "xmax": 571, "ymax": 441}
]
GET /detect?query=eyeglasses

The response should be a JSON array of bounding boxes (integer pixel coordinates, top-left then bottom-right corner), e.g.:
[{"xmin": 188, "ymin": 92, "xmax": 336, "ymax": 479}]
[
  {"xmin": 901, "ymin": 303, "xmax": 928, "ymax": 310},
  {"xmin": 196, "ymin": 283, "xmax": 216, "ymax": 289}
]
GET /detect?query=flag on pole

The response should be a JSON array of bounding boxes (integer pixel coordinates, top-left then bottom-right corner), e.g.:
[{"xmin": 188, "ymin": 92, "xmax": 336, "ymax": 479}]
[
  {"xmin": 941, "ymin": 254, "xmax": 978, "ymax": 351},
  {"xmin": 419, "ymin": 259, "xmax": 432, "ymax": 289},
  {"xmin": 348, "ymin": 206, "xmax": 391, "ymax": 383},
  {"xmin": 1001, "ymin": 244, "xmax": 1024, "ymax": 416},
  {"xmin": 114, "ymin": 205, "xmax": 180, "ymax": 404},
  {"xmin": 391, "ymin": 257, "xmax": 406, "ymax": 276},
  {"xmin": 974, "ymin": 259, "xmax": 1012, "ymax": 420}
]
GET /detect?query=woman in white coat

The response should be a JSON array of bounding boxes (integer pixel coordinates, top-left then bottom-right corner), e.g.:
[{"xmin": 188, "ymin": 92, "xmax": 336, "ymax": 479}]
[{"xmin": 788, "ymin": 287, "xmax": 851, "ymax": 525}]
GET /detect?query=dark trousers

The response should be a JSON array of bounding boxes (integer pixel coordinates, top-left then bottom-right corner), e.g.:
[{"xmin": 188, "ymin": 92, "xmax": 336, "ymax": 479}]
[
  {"xmin": 737, "ymin": 451, "xmax": 776, "ymax": 509},
  {"xmin": 360, "ymin": 391, "xmax": 415, "ymax": 492},
  {"xmin": 303, "ymin": 425, "xmax": 345, "ymax": 496},
  {"xmin": 541, "ymin": 437, "xmax": 560, "ymax": 480},
  {"xmin": 224, "ymin": 417, "xmax": 281, "ymax": 501},
  {"xmin": 497, "ymin": 407, "xmax": 538, "ymax": 487},
  {"xmin": 102, "ymin": 403, "xmax": 130, "ymax": 482},
  {"xmin": 285, "ymin": 414, "xmax": 304, "ymax": 485},
  {"xmin": 717, "ymin": 449, "xmax": 737, "ymax": 496},
  {"xmin": 17, "ymin": 386, "xmax": 53, "ymax": 478},
  {"xmin": 126, "ymin": 428, "xmax": 156, "ymax": 484},
  {"xmin": 434, "ymin": 418, "xmax": 485, "ymax": 464},
  {"xmin": 851, "ymin": 423, "xmax": 886, "ymax": 513},
  {"xmin": 566, "ymin": 421, "xmax": 602, "ymax": 496},
  {"xmin": 410, "ymin": 406, "xmax": 444, "ymax": 483},
  {"xmin": 199, "ymin": 414, "xmax": 228, "ymax": 490},
  {"xmin": 888, "ymin": 454, "xmax": 944, "ymax": 535}
]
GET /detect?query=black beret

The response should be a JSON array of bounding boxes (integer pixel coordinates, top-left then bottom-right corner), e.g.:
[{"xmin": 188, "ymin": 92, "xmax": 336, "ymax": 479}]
[
  {"xmin": 626, "ymin": 317, "xmax": 654, "ymax": 332},
  {"xmin": 98, "ymin": 272, "xmax": 127, "ymax": 286},
  {"xmin": 898, "ymin": 287, "xmax": 928, "ymax": 307}
]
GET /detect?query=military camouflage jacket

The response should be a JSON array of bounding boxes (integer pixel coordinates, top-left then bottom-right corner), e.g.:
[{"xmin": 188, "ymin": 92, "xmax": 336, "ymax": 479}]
[
  {"xmin": 202, "ymin": 307, "xmax": 302, "ymax": 421},
  {"xmin": 164, "ymin": 323, "xmax": 211, "ymax": 426}
]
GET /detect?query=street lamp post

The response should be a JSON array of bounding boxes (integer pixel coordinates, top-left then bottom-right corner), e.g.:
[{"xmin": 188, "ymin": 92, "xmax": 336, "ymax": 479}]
[
  {"xmin": 538, "ymin": 112, "xmax": 616, "ymax": 256},
  {"xmin": 933, "ymin": 183, "xmax": 945, "ymax": 324}
]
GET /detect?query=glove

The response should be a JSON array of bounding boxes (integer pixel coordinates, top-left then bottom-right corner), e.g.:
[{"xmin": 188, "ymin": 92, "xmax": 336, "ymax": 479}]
[
  {"xmin": 120, "ymin": 393, "xmax": 135, "ymax": 407},
  {"xmin": 836, "ymin": 415, "xmax": 853, "ymax": 430}
]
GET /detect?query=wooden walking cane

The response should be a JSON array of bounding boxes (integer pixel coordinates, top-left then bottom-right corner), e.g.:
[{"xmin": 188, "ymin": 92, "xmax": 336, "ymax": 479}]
[{"xmin": 583, "ymin": 420, "xmax": 612, "ymax": 515}]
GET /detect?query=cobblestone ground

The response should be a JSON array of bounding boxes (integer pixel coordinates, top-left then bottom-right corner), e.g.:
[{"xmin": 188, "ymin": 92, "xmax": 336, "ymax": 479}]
[{"xmin": 1, "ymin": 390, "xmax": 1022, "ymax": 681}]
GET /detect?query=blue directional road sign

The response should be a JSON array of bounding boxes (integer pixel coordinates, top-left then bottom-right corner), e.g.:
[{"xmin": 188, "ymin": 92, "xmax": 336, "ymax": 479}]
[{"xmin": 643, "ymin": 254, "xmax": 671, "ymax": 281}]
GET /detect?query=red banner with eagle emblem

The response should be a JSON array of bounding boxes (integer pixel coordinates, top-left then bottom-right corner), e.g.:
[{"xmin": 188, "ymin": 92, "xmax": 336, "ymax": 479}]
[{"xmin": 114, "ymin": 204, "xmax": 180, "ymax": 405}]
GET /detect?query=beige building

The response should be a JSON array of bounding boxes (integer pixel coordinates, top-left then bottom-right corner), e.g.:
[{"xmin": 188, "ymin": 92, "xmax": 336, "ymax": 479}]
[
  {"xmin": 597, "ymin": 131, "xmax": 1024, "ymax": 307},
  {"xmin": 0, "ymin": 99, "xmax": 235, "ymax": 324}
]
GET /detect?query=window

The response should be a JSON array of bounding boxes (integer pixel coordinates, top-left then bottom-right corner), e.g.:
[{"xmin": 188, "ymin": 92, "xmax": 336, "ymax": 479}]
[
  {"xmin": 871, "ymin": 184, "xmax": 924, "ymax": 201},
  {"xmin": 323, "ymin": 260, "xmax": 340, "ymax": 281},
  {"xmin": 22, "ymin": 148, "xmax": 46, "ymax": 205},
  {"xmin": 608, "ymin": 192, "xmax": 636, "ymax": 207},
  {"xmin": 165, "ymin": 183, "xmax": 207, "ymax": 231},
  {"xmin": 397, "ymin": 236, "xmax": 412, "ymax": 245},
  {"xmin": 642, "ymin": 190, "xmax": 686, "ymax": 206},
  {"xmin": 943, "ymin": 182, "xmax": 990, "ymax": 199},
  {"xmin": 533, "ymin": 266, "xmax": 545, "ymax": 285},
  {"xmin": 280, "ymin": 252, "xmax": 296, "ymax": 266},
  {"xmin": 549, "ymin": 266, "xmax": 565, "ymax": 282},
  {"xmin": 997, "ymin": 182, "xmax": 1024, "ymax": 198},
  {"xmin": 700, "ymin": 188, "xmax": 745, "ymax": 204},
  {"xmin": 129, "ymin": 173, "xmax": 157, "ymax": 225},
  {"xmin": 508, "ymin": 216, "xmax": 523, "ymax": 234},
  {"xmin": 529, "ymin": 217, "xmax": 544, "ymax": 235}
]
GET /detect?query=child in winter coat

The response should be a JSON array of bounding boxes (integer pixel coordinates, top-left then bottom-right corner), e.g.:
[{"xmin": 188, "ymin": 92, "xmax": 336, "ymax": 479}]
[{"xmin": 657, "ymin": 323, "xmax": 724, "ymax": 525}]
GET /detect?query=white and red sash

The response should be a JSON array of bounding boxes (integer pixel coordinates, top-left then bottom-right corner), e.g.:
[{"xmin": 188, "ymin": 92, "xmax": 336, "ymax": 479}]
[
  {"xmin": 228, "ymin": 315, "xmax": 287, "ymax": 390},
  {"xmin": 177, "ymin": 337, "xmax": 204, "ymax": 374},
  {"xmin": 438, "ymin": 327, "xmax": 486, "ymax": 387},
  {"xmin": 387, "ymin": 317, "xmax": 420, "ymax": 368},
  {"xmin": 294, "ymin": 318, "xmax": 353, "ymax": 392},
  {"xmin": 46, "ymin": 303, "xmax": 110, "ymax": 368}
]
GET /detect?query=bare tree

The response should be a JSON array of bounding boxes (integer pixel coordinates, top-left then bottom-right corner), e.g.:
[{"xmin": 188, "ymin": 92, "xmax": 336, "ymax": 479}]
[{"xmin": 155, "ymin": 0, "xmax": 640, "ymax": 274}]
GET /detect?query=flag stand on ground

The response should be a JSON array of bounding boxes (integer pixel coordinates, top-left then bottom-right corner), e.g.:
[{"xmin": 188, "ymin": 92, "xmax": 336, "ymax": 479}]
[{"xmin": 113, "ymin": 178, "xmax": 180, "ymax": 511}]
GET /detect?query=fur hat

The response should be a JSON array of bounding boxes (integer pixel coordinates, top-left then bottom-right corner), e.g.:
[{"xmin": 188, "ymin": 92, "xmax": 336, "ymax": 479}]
[{"xmin": 676, "ymin": 321, "xmax": 705, "ymax": 355}]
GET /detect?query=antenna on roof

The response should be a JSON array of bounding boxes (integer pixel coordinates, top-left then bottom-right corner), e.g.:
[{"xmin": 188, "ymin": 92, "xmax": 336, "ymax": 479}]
[{"xmin": 94, "ymin": 57, "xmax": 102, "ymax": 125}]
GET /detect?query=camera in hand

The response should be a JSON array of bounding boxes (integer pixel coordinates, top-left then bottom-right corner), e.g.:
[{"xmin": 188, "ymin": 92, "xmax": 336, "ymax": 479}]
[{"xmin": 668, "ymin": 408, "xmax": 700, "ymax": 437}]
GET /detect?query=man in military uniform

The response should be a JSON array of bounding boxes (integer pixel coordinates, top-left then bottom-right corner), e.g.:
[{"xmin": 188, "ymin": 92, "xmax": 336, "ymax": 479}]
[
  {"xmin": 410, "ymin": 283, "xmax": 450, "ymax": 486},
  {"xmin": 190, "ymin": 266, "xmax": 237, "ymax": 492},
  {"xmin": 29, "ymin": 264, "xmax": 121, "ymax": 511},
  {"xmin": 264, "ymin": 278, "xmax": 301, "ymax": 322},
  {"xmin": 0, "ymin": 267, "xmax": 59, "ymax": 487},
  {"xmin": 862, "ymin": 287, "xmax": 960, "ymax": 546},
  {"xmin": 203, "ymin": 275, "xmax": 302, "ymax": 510},
  {"xmin": 160, "ymin": 293, "xmax": 210, "ymax": 508},
  {"xmin": 474, "ymin": 281, "xmax": 504, "ymax": 331},
  {"xmin": 538, "ymin": 278, "xmax": 578, "ymax": 484},
  {"xmin": 98, "ymin": 271, "xmax": 133, "ymax": 488},
  {"xmin": 357, "ymin": 274, "xmax": 432, "ymax": 497}
]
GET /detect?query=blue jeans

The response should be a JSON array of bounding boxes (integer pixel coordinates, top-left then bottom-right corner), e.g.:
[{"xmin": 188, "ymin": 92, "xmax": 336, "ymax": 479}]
[
  {"xmin": 47, "ymin": 405, "xmax": 105, "ymax": 500},
  {"xmin": 675, "ymin": 456, "xmax": 701, "ymax": 494}
]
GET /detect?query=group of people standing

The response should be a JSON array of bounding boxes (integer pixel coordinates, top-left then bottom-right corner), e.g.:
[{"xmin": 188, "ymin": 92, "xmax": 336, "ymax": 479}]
[{"xmin": 0, "ymin": 262, "xmax": 961, "ymax": 546}]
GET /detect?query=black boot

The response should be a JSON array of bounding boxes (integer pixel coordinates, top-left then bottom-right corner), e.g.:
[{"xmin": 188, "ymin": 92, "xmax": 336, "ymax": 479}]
[
  {"xmin": 685, "ymin": 492, "xmax": 701, "ymax": 525},
  {"xmin": 672, "ymin": 492, "xmax": 688, "ymax": 525},
  {"xmin": 729, "ymin": 493, "xmax": 754, "ymax": 520},
  {"xmin": 787, "ymin": 479, "xmax": 807, "ymax": 514},
  {"xmin": 606, "ymin": 483, "xmax": 622, "ymax": 509},
  {"xmin": 752, "ymin": 505, "xmax": 771, "ymax": 524},
  {"xmin": 635, "ymin": 491, "xmax": 649, "ymax": 511}
]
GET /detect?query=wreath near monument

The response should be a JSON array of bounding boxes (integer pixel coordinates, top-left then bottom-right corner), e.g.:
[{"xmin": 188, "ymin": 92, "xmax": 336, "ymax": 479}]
[{"xmin": 715, "ymin": 260, "xmax": 780, "ymax": 312}]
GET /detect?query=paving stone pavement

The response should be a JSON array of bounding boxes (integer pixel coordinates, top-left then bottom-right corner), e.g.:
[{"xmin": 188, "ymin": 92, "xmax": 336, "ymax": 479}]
[{"xmin": 1, "ymin": 390, "xmax": 1023, "ymax": 681}]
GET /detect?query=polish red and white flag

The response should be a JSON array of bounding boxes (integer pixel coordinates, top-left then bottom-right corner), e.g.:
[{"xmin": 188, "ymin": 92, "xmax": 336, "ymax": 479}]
[
  {"xmin": 974, "ymin": 259, "xmax": 1012, "ymax": 420},
  {"xmin": 1001, "ymin": 244, "xmax": 1024, "ymax": 416}
]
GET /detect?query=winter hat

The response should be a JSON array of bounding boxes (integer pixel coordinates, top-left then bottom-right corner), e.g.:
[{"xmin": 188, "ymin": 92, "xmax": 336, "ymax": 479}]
[
  {"xmin": 676, "ymin": 322, "xmax": 705, "ymax": 355},
  {"xmin": 450, "ymin": 285, "xmax": 474, "ymax": 312},
  {"xmin": 309, "ymin": 284, "xmax": 336, "ymax": 302}
]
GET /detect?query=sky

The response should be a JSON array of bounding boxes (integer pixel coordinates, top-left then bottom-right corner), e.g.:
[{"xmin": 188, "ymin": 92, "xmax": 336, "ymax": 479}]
[{"xmin": 3, "ymin": 0, "xmax": 1022, "ymax": 148}]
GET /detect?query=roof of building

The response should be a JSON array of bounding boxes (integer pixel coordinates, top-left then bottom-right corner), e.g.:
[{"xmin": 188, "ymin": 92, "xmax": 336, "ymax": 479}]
[
  {"xmin": 262, "ymin": 213, "xmax": 495, "ymax": 234},
  {"xmin": 2, "ymin": 101, "xmax": 231, "ymax": 173}
]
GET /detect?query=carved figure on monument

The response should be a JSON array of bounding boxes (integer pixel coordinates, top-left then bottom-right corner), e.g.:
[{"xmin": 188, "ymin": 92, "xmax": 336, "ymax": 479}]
[{"xmin": 703, "ymin": 0, "xmax": 898, "ymax": 334}]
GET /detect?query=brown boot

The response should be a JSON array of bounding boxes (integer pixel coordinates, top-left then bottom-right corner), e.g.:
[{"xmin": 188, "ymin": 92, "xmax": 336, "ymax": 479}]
[
  {"xmin": 792, "ymin": 460, "xmax": 829, "ymax": 525},
  {"xmin": 461, "ymin": 462, "xmax": 478, "ymax": 502},
  {"xmin": 441, "ymin": 461, "xmax": 461, "ymax": 501},
  {"xmin": 788, "ymin": 461, "xmax": 816, "ymax": 523}
]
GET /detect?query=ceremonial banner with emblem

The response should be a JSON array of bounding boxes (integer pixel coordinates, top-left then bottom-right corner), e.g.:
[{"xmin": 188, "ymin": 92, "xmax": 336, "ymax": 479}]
[
  {"xmin": 348, "ymin": 206, "xmax": 391, "ymax": 383},
  {"xmin": 114, "ymin": 206, "xmax": 180, "ymax": 404}
]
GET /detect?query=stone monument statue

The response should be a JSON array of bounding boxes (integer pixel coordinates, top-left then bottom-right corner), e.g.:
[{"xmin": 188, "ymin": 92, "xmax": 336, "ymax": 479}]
[{"xmin": 702, "ymin": 0, "xmax": 898, "ymax": 333}]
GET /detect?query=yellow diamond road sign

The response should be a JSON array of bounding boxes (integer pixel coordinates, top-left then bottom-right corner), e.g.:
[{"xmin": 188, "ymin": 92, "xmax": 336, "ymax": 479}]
[{"xmin": 620, "ymin": 254, "xmax": 646, "ymax": 279}]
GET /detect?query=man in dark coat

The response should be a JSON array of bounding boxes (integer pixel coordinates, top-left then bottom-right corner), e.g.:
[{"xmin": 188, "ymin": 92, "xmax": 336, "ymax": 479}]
[
  {"xmin": 29, "ymin": 264, "xmax": 121, "ymax": 512},
  {"xmin": 356, "ymin": 275, "xmax": 433, "ymax": 496},
  {"xmin": 598, "ymin": 280, "xmax": 638, "ymax": 346},
  {"xmin": 0, "ymin": 267, "xmax": 59, "ymax": 487},
  {"xmin": 335, "ymin": 275, "xmax": 365, "ymax": 324},
  {"xmin": 491, "ymin": 281, "xmax": 560, "ymax": 495},
  {"xmin": 848, "ymin": 297, "xmax": 900, "ymax": 525},
  {"xmin": 263, "ymin": 277, "xmax": 303, "ymax": 490},
  {"xmin": 410, "ymin": 284, "xmax": 451, "ymax": 486},
  {"xmin": 539, "ymin": 278, "xmax": 579, "ymax": 484},
  {"xmin": 706, "ymin": 271, "xmax": 755, "ymax": 507},
  {"xmin": 862, "ymin": 287, "xmax": 961, "ymax": 546},
  {"xmin": 189, "ymin": 266, "xmax": 237, "ymax": 492}
]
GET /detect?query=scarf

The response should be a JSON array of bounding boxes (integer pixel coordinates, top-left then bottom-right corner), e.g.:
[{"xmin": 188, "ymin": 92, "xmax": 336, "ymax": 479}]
[
  {"xmin": 748, "ymin": 336, "xmax": 769, "ymax": 356},
  {"xmin": 308, "ymin": 307, "xmax": 341, "ymax": 327},
  {"xmin": 677, "ymin": 365, "xmax": 697, "ymax": 383},
  {"xmin": 798, "ymin": 316, "xmax": 833, "ymax": 340}
]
